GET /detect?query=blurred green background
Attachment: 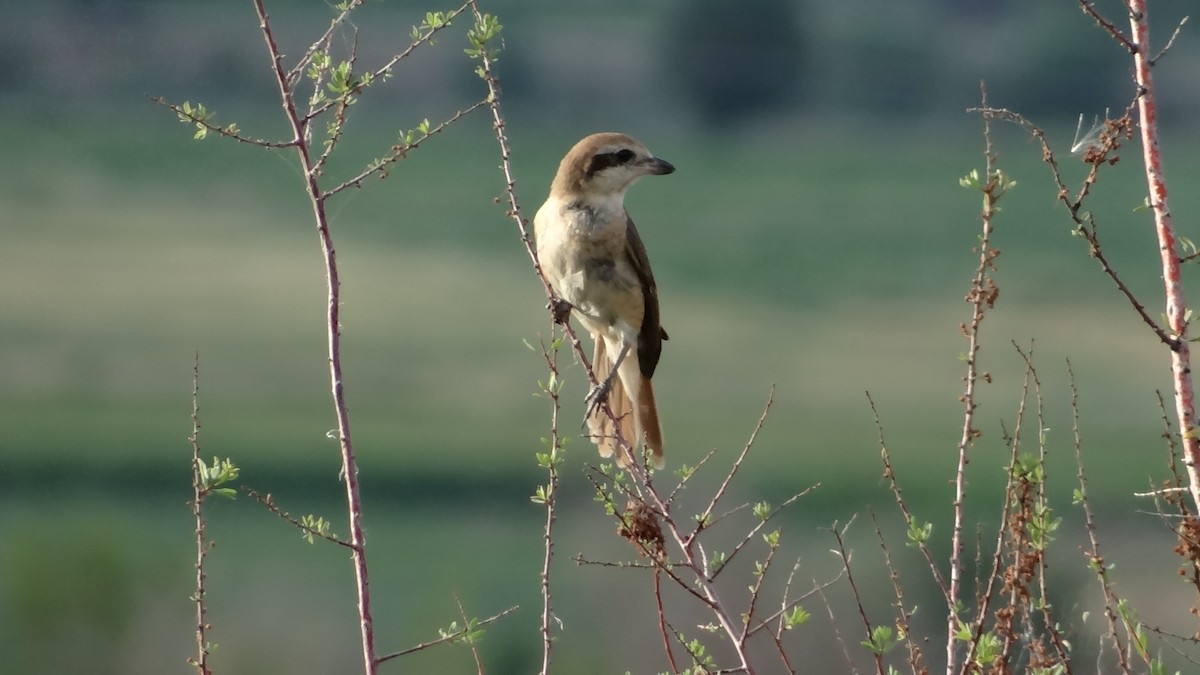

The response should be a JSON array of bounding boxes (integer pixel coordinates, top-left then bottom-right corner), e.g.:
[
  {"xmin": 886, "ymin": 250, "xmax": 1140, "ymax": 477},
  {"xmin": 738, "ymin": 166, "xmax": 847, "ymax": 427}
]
[{"xmin": 5, "ymin": 0, "xmax": 1200, "ymax": 672}]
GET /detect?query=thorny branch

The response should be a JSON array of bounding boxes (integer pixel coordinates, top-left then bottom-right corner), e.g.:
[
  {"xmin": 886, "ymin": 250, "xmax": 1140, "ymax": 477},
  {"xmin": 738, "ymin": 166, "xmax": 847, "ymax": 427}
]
[
  {"xmin": 1069, "ymin": 360, "xmax": 1131, "ymax": 673},
  {"xmin": 946, "ymin": 82, "xmax": 1004, "ymax": 675},
  {"xmin": 188, "ymin": 355, "xmax": 213, "ymax": 675}
]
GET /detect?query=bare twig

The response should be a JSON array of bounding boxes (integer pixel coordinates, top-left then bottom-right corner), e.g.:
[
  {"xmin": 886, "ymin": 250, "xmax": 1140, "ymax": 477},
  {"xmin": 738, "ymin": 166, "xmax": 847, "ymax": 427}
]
[
  {"xmin": 712, "ymin": 487, "xmax": 816, "ymax": 581},
  {"xmin": 1068, "ymin": 359, "xmax": 1131, "ymax": 673},
  {"xmin": 817, "ymin": 580, "xmax": 859, "ymax": 675},
  {"xmin": 535, "ymin": 331, "xmax": 565, "ymax": 675},
  {"xmin": 1151, "ymin": 16, "xmax": 1190, "ymax": 66},
  {"xmin": 868, "ymin": 391, "xmax": 950, "ymax": 603},
  {"xmin": 831, "ymin": 517, "xmax": 885, "ymax": 675},
  {"xmin": 1078, "ymin": 0, "xmax": 1136, "ymax": 53},
  {"xmin": 654, "ymin": 569, "xmax": 682, "ymax": 674},
  {"xmin": 375, "ymin": 605, "xmax": 519, "ymax": 664},
  {"xmin": 748, "ymin": 567, "xmax": 847, "ymax": 636},
  {"xmin": 769, "ymin": 559, "xmax": 803, "ymax": 675},
  {"xmin": 666, "ymin": 447, "xmax": 718, "ymax": 506},
  {"xmin": 869, "ymin": 510, "xmax": 924, "ymax": 675},
  {"xmin": 688, "ymin": 387, "xmax": 776, "ymax": 547},
  {"xmin": 323, "ymin": 98, "xmax": 490, "ymax": 198}
]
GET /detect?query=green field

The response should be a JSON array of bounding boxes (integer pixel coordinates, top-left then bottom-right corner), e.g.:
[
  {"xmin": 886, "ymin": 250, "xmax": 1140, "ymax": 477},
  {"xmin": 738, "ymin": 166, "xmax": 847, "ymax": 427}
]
[{"xmin": 6, "ymin": 0, "xmax": 1200, "ymax": 664}]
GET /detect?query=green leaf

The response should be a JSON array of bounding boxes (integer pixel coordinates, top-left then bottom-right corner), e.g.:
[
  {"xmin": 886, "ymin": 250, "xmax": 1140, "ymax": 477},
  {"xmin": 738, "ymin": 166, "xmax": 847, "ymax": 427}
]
[
  {"xmin": 906, "ymin": 518, "xmax": 932, "ymax": 547},
  {"xmin": 752, "ymin": 501, "xmax": 771, "ymax": 520},
  {"xmin": 763, "ymin": 528, "xmax": 781, "ymax": 549},
  {"xmin": 783, "ymin": 605, "xmax": 810, "ymax": 629},
  {"xmin": 862, "ymin": 625, "xmax": 897, "ymax": 655},
  {"xmin": 959, "ymin": 169, "xmax": 981, "ymax": 190}
]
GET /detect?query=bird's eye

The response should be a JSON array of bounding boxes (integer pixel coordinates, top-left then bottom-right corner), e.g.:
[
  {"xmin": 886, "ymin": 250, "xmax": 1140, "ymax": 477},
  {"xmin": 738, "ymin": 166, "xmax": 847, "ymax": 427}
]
[{"xmin": 615, "ymin": 149, "xmax": 635, "ymax": 163}]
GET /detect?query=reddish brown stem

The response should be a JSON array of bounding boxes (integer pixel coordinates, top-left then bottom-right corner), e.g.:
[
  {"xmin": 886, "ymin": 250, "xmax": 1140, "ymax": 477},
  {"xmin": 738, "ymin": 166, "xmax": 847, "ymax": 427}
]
[
  {"xmin": 251, "ymin": 1, "xmax": 376, "ymax": 672},
  {"xmin": 1127, "ymin": 0, "xmax": 1200, "ymax": 512}
]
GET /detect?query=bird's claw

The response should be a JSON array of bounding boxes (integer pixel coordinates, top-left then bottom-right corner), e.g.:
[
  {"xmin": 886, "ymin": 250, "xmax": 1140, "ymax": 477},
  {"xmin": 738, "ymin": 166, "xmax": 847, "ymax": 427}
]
[
  {"xmin": 584, "ymin": 378, "xmax": 613, "ymax": 421},
  {"xmin": 549, "ymin": 297, "xmax": 573, "ymax": 325}
]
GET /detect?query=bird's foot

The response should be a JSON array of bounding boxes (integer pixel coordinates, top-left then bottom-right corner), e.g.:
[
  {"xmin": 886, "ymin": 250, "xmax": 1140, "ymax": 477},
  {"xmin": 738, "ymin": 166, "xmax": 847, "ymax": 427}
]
[
  {"xmin": 584, "ymin": 377, "xmax": 614, "ymax": 421},
  {"xmin": 548, "ymin": 297, "xmax": 573, "ymax": 325}
]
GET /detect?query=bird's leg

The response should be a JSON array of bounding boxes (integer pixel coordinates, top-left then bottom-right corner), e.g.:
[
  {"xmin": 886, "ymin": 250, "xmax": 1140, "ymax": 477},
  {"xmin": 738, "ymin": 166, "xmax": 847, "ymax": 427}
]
[
  {"xmin": 548, "ymin": 297, "xmax": 573, "ymax": 325},
  {"xmin": 585, "ymin": 340, "xmax": 631, "ymax": 420}
]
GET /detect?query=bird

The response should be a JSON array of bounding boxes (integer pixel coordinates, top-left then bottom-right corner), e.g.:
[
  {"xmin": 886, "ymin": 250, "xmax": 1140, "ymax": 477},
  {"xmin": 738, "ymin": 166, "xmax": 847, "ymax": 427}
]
[{"xmin": 533, "ymin": 132, "xmax": 674, "ymax": 469}]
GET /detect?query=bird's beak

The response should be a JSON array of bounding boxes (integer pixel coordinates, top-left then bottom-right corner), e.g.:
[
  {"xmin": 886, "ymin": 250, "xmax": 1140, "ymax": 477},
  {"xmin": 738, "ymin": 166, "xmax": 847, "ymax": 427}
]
[{"xmin": 644, "ymin": 157, "xmax": 675, "ymax": 176}]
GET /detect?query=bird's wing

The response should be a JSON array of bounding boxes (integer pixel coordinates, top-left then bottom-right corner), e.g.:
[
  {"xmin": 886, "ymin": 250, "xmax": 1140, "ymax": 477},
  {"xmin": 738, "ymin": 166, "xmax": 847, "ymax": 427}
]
[{"xmin": 624, "ymin": 211, "xmax": 665, "ymax": 378}]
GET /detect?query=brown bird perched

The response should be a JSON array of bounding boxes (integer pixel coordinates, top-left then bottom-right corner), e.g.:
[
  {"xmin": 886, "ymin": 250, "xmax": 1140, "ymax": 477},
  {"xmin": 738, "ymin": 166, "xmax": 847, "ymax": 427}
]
[{"xmin": 534, "ymin": 132, "xmax": 674, "ymax": 469}]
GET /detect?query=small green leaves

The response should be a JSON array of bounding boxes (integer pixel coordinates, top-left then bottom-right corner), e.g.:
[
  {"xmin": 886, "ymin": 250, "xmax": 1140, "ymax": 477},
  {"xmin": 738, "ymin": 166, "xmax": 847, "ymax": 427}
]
[
  {"xmin": 299, "ymin": 514, "xmax": 332, "ymax": 544},
  {"xmin": 959, "ymin": 168, "xmax": 983, "ymax": 190},
  {"xmin": 973, "ymin": 631, "xmax": 1002, "ymax": 666},
  {"xmin": 535, "ymin": 446, "xmax": 561, "ymax": 469},
  {"xmin": 960, "ymin": 167, "xmax": 1017, "ymax": 207},
  {"xmin": 439, "ymin": 617, "xmax": 484, "ymax": 646},
  {"xmin": 1027, "ymin": 502, "xmax": 1060, "ymax": 550},
  {"xmin": 1180, "ymin": 236, "xmax": 1197, "ymax": 259},
  {"xmin": 954, "ymin": 620, "xmax": 1000, "ymax": 666},
  {"xmin": 327, "ymin": 60, "xmax": 360, "ymax": 96},
  {"xmin": 752, "ymin": 501, "xmax": 771, "ymax": 520},
  {"xmin": 906, "ymin": 518, "xmax": 932, "ymax": 547},
  {"xmin": 308, "ymin": 51, "xmax": 330, "ymax": 81},
  {"xmin": 412, "ymin": 11, "xmax": 450, "ymax": 42},
  {"xmin": 862, "ymin": 625, "xmax": 899, "ymax": 656},
  {"xmin": 175, "ymin": 100, "xmax": 231, "ymax": 139},
  {"xmin": 960, "ymin": 167, "xmax": 1016, "ymax": 194},
  {"xmin": 465, "ymin": 13, "xmax": 503, "ymax": 77},
  {"xmin": 1011, "ymin": 452, "xmax": 1044, "ymax": 485},
  {"xmin": 681, "ymin": 636, "xmax": 716, "ymax": 670},
  {"xmin": 751, "ymin": 560, "xmax": 766, "ymax": 579},
  {"xmin": 763, "ymin": 528, "xmax": 781, "ymax": 549},
  {"xmin": 708, "ymin": 550, "xmax": 726, "ymax": 575},
  {"xmin": 466, "ymin": 13, "xmax": 502, "ymax": 54},
  {"xmin": 196, "ymin": 456, "xmax": 239, "ymax": 498},
  {"xmin": 783, "ymin": 605, "xmax": 810, "ymax": 629}
]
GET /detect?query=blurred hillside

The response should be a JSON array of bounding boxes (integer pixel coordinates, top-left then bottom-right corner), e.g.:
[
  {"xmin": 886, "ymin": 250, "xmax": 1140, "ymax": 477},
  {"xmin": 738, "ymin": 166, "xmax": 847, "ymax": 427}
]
[
  {"xmin": 8, "ymin": 1, "xmax": 1200, "ymax": 126},
  {"xmin": 3, "ymin": 1, "xmax": 1200, "ymax": 673}
]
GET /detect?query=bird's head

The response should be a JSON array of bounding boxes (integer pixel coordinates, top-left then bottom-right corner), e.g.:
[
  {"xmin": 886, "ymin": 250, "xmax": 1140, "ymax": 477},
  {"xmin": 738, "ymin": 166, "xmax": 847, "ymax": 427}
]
[{"xmin": 551, "ymin": 132, "xmax": 675, "ymax": 200}]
